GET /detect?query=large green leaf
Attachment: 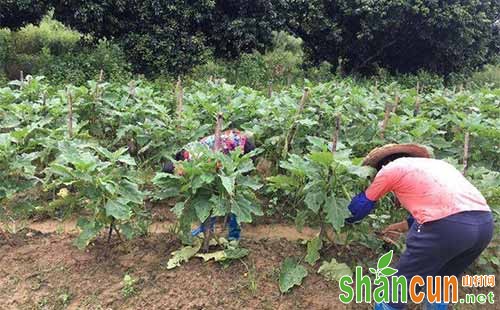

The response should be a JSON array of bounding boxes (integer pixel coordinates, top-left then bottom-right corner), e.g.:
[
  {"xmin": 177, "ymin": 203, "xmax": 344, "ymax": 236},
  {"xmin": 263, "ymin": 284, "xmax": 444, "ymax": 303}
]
[
  {"xmin": 105, "ymin": 198, "xmax": 132, "ymax": 220},
  {"xmin": 305, "ymin": 236, "xmax": 323, "ymax": 266},
  {"xmin": 309, "ymin": 151, "xmax": 334, "ymax": 167},
  {"xmin": 279, "ymin": 258, "xmax": 308, "ymax": 293},
  {"xmin": 220, "ymin": 175, "xmax": 235, "ymax": 195},
  {"xmin": 317, "ymin": 259, "xmax": 352, "ymax": 283},
  {"xmin": 304, "ymin": 190, "xmax": 326, "ymax": 214},
  {"xmin": 231, "ymin": 193, "xmax": 254, "ymax": 223},
  {"xmin": 324, "ymin": 196, "xmax": 350, "ymax": 233},
  {"xmin": 74, "ymin": 218, "xmax": 103, "ymax": 250},
  {"xmin": 192, "ymin": 195, "xmax": 212, "ymax": 222},
  {"xmin": 166, "ymin": 241, "xmax": 202, "ymax": 269}
]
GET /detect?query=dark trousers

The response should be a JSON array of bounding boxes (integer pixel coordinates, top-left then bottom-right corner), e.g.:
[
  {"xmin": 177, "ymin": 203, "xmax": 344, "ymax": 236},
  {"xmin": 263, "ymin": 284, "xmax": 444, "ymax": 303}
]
[{"xmin": 388, "ymin": 211, "xmax": 494, "ymax": 309}]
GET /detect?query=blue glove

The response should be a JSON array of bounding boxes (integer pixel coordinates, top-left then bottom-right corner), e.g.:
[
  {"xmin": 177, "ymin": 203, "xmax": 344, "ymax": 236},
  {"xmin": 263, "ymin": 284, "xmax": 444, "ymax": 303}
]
[
  {"xmin": 345, "ymin": 192, "xmax": 376, "ymax": 223},
  {"xmin": 407, "ymin": 215, "xmax": 415, "ymax": 228},
  {"xmin": 191, "ymin": 217, "xmax": 216, "ymax": 236},
  {"xmin": 227, "ymin": 213, "xmax": 241, "ymax": 241}
]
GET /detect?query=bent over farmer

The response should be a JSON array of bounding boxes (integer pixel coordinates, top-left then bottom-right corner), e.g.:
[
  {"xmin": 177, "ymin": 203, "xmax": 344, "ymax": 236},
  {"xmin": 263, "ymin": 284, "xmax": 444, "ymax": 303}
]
[
  {"xmin": 345, "ymin": 144, "xmax": 493, "ymax": 310},
  {"xmin": 162, "ymin": 129, "xmax": 256, "ymax": 241}
]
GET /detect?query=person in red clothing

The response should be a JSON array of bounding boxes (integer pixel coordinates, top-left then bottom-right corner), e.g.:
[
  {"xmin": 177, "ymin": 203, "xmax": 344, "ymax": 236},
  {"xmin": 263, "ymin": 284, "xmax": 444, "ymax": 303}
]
[{"xmin": 345, "ymin": 144, "xmax": 494, "ymax": 310}]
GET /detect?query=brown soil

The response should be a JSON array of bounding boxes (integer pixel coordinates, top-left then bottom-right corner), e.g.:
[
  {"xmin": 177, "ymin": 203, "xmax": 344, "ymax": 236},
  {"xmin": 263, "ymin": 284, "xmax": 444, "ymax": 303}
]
[
  {"xmin": 0, "ymin": 229, "xmax": 361, "ymax": 310},
  {"xmin": 0, "ymin": 217, "xmax": 497, "ymax": 310}
]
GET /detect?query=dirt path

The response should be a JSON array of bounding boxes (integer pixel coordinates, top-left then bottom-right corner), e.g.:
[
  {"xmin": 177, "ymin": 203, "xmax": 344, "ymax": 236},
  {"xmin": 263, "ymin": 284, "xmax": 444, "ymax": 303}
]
[
  {"xmin": 23, "ymin": 218, "xmax": 320, "ymax": 241},
  {"xmin": 0, "ymin": 230, "xmax": 358, "ymax": 310}
]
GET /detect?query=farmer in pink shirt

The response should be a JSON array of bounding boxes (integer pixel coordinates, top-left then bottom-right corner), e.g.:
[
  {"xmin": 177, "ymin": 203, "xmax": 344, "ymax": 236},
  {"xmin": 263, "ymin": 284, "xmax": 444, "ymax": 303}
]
[{"xmin": 345, "ymin": 144, "xmax": 493, "ymax": 310}]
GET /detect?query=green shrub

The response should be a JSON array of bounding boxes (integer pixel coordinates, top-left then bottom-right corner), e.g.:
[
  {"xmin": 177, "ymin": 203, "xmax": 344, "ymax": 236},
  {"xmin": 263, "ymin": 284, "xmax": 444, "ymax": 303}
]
[
  {"xmin": 10, "ymin": 15, "xmax": 81, "ymax": 55},
  {"xmin": 468, "ymin": 64, "xmax": 500, "ymax": 89},
  {"xmin": 0, "ymin": 28, "xmax": 11, "ymax": 70},
  {"xmin": 2, "ymin": 15, "xmax": 131, "ymax": 84},
  {"xmin": 38, "ymin": 40, "xmax": 132, "ymax": 84}
]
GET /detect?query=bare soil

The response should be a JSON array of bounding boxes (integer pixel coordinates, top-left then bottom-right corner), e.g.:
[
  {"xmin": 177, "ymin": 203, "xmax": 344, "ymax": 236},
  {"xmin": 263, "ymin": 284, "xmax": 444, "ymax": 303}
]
[
  {"xmin": 0, "ymin": 228, "xmax": 362, "ymax": 310},
  {"xmin": 0, "ymin": 215, "xmax": 497, "ymax": 310}
]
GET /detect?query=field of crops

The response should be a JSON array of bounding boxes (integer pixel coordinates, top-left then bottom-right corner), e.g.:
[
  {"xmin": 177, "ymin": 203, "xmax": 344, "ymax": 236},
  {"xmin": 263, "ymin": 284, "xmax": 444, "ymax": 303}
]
[{"xmin": 0, "ymin": 76, "xmax": 499, "ymax": 308}]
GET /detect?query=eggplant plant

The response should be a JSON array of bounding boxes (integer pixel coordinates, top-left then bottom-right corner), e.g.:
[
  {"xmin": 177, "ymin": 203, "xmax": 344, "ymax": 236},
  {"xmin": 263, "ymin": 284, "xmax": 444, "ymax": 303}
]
[
  {"xmin": 268, "ymin": 137, "xmax": 374, "ymax": 264},
  {"xmin": 43, "ymin": 140, "xmax": 147, "ymax": 249},
  {"xmin": 153, "ymin": 143, "xmax": 263, "ymax": 250}
]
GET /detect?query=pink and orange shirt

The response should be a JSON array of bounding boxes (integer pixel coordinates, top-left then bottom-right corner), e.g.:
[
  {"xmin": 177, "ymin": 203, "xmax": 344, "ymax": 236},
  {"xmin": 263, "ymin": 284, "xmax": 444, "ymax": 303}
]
[{"xmin": 365, "ymin": 158, "xmax": 490, "ymax": 224}]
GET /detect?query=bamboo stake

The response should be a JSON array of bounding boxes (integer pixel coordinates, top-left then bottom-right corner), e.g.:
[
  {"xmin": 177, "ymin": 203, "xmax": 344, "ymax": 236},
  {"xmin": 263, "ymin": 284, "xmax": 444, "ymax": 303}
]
[
  {"xmin": 391, "ymin": 94, "xmax": 400, "ymax": 113},
  {"xmin": 67, "ymin": 90, "xmax": 73, "ymax": 139},
  {"xmin": 282, "ymin": 87, "xmax": 310, "ymax": 158},
  {"xmin": 176, "ymin": 76, "xmax": 183, "ymax": 119},
  {"xmin": 128, "ymin": 80, "xmax": 136, "ymax": 98},
  {"xmin": 331, "ymin": 114, "xmax": 341, "ymax": 153},
  {"xmin": 380, "ymin": 103, "xmax": 393, "ymax": 139},
  {"xmin": 413, "ymin": 82, "xmax": 421, "ymax": 117},
  {"xmin": 214, "ymin": 112, "xmax": 223, "ymax": 152},
  {"xmin": 99, "ymin": 69, "xmax": 104, "ymax": 82},
  {"xmin": 463, "ymin": 131, "xmax": 470, "ymax": 175}
]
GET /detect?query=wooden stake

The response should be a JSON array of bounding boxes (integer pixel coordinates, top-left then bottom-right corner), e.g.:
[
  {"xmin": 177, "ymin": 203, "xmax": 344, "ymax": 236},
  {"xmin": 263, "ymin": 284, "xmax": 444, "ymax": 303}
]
[
  {"xmin": 99, "ymin": 69, "xmax": 104, "ymax": 82},
  {"xmin": 463, "ymin": 131, "xmax": 470, "ymax": 175},
  {"xmin": 391, "ymin": 94, "xmax": 400, "ymax": 113},
  {"xmin": 128, "ymin": 80, "xmax": 136, "ymax": 98},
  {"xmin": 268, "ymin": 81, "xmax": 273, "ymax": 98},
  {"xmin": 176, "ymin": 76, "xmax": 183, "ymax": 118},
  {"xmin": 214, "ymin": 112, "xmax": 223, "ymax": 152},
  {"xmin": 67, "ymin": 90, "xmax": 73, "ymax": 139},
  {"xmin": 413, "ymin": 82, "xmax": 421, "ymax": 117},
  {"xmin": 282, "ymin": 88, "xmax": 310, "ymax": 158},
  {"xmin": 380, "ymin": 103, "xmax": 392, "ymax": 139},
  {"xmin": 331, "ymin": 114, "xmax": 341, "ymax": 153}
]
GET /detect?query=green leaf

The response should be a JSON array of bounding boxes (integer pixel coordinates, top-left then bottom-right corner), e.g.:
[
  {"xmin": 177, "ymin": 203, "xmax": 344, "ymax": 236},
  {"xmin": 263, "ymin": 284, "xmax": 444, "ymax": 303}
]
[
  {"xmin": 166, "ymin": 241, "xmax": 202, "ymax": 269},
  {"xmin": 192, "ymin": 196, "xmax": 211, "ymax": 222},
  {"xmin": 194, "ymin": 246, "xmax": 249, "ymax": 263},
  {"xmin": 266, "ymin": 175, "xmax": 300, "ymax": 191},
  {"xmin": 195, "ymin": 250, "xmax": 226, "ymax": 262},
  {"xmin": 74, "ymin": 218, "xmax": 103, "ymax": 250},
  {"xmin": 309, "ymin": 151, "xmax": 334, "ymax": 167},
  {"xmin": 369, "ymin": 267, "xmax": 377, "ymax": 274},
  {"xmin": 117, "ymin": 154, "xmax": 136, "ymax": 166},
  {"xmin": 324, "ymin": 196, "xmax": 350, "ymax": 233},
  {"xmin": 105, "ymin": 198, "xmax": 132, "ymax": 220},
  {"xmin": 119, "ymin": 223, "xmax": 135, "ymax": 240},
  {"xmin": 305, "ymin": 237, "xmax": 323, "ymax": 266},
  {"xmin": 380, "ymin": 267, "xmax": 398, "ymax": 277},
  {"xmin": 279, "ymin": 258, "xmax": 308, "ymax": 293},
  {"xmin": 220, "ymin": 175, "xmax": 235, "ymax": 195},
  {"xmin": 317, "ymin": 259, "xmax": 353, "ymax": 283},
  {"xmin": 377, "ymin": 251, "xmax": 394, "ymax": 270},
  {"xmin": 347, "ymin": 165, "xmax": 375, "ymax": 179},
  {"xmin": 237, "ymin": 176, "xmax": 262, "ymax": 191},
  {"xmin": 295, "ymin": 210, "xmax": 308, "ymax": 232},
  {"xmin": 224, "ymin": 247, "xmax": 249, "ymax": 260},
  {"xmin": 172, "ymin": 201, "xmax": 185, "ymax": 217},
  {"xmin": 304, "ymin": 190, "xmax": 326, "ymax": 214},
  {"xmin": 231, "ymin": 192, "xmax": 257, "ymax": 223},
  {"xmin": 119, "ymin": 180, "xmax": 144, "ymax": 204}
]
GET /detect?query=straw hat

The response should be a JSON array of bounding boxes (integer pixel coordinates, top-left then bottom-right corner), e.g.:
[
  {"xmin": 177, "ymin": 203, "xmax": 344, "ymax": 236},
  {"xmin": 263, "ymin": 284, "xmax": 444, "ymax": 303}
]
[{"xmin": 362, "ymin": 143, "xmax": 432, "ymax": 168}]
